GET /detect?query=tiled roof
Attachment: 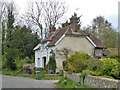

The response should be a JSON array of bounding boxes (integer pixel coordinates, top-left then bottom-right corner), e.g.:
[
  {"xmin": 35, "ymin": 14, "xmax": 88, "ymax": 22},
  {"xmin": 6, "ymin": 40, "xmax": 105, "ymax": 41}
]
[
  {"xmin": 41, "ymin": 25, "xmax": 71, "ymax": 47},
  {"xmin": 40, "ymin": 25, "xmax": 105, "ymax": 48}
]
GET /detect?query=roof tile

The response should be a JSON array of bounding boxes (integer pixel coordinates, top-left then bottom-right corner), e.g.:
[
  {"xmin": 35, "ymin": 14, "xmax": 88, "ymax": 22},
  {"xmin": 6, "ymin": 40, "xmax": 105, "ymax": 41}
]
[{"xmin": 40, "ymin": 25, "xmax": 105, "ymax": 48}]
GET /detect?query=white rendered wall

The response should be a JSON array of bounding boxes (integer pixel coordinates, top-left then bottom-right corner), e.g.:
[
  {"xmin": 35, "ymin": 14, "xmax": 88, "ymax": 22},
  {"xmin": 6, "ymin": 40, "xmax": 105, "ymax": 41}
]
[{"xmin": 35, "ymin": 44, "xmax": 56, "ymax": 68}]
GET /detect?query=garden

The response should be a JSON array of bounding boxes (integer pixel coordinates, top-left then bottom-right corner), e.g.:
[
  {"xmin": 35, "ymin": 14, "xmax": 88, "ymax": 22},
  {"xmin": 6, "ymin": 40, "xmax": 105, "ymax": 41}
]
[
  {"xmin": 63, "ymin": 52, "xmax": 120, "ymax": 80},
  {"xmin": 2, "ymin": 50, "xmax": 63, "ymax": 80}
]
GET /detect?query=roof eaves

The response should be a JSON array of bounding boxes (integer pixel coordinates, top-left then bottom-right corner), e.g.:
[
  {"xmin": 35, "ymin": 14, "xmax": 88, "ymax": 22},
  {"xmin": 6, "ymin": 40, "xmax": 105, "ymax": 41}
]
[
  {"xmin": 33, "ymin": 44, "xmax": 41, "ymax": 51},
  {"xmin": 86, "ymin": 36, "xmax": 97, "ymax": 47},
  {"xmin": 54, "ymin": 34, "xmax": 65, "ymax": 46}
]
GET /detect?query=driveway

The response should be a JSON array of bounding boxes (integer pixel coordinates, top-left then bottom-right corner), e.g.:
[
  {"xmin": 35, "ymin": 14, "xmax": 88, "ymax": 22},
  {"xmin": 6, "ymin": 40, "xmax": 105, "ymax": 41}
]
[{"xmin": 1, "ymin": 75, "xmax": 59, "ymax": 88}]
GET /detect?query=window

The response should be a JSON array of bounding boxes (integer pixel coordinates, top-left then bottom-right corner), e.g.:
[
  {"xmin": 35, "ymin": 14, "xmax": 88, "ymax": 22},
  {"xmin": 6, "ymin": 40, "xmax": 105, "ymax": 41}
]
[{"xmin": 95, "ymin": 49, "xmax": 102, "ymax": 56}]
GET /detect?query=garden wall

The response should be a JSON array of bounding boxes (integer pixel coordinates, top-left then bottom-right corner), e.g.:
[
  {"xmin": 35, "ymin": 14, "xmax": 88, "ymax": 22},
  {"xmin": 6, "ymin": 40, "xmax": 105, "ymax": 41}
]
[
  {"xmin": 84, "ymin": 75, "xmax": 120, "ymax": 88},
  {"xmin": 64, "ymin": 71, "xmax": 120, "ymax": 89}
]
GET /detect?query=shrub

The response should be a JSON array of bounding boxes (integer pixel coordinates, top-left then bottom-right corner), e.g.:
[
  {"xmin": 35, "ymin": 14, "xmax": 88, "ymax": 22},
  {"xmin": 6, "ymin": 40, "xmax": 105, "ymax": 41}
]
[
  {"xmin": 100, "ymin": 58, "xmax": 119, "ymax": 77},
  {"xmin": 2, "ymin": 54, "xmax": 7, "ymax": 69},
  {"xmin": 47, "ymin": 50, "xmax": 56, "ymax": 74},
  {"xmin": 55, "ymin": 77, "xmax": 89, "ymax": 88},
  {"xmin": 63, "ymin": 60, "xmax": 68, "ymax": 71},
  {"xmin": 82, "ymin": 70, "xmax": 101, "ymax": 76},
  {"xmin": 15, "ymin": 57, "xmax": 25, "ymax": 70},
  {"xmin": 24, "ymin": 57, "xmax": 32, "ymax": 63},
  {"xmin": 4, "ymin": 49, "xmax": 17, "ymax": 70},
  {"xmin": 68, "ymin": 52, "xmax": 90, "ymax": 73},
  {"xmin": 31, "ymin": 56, "xmax": 35, "ymax": 63},
  {"xmin": 86, "ymin": 59, "xmax": 103, "ymax": 72},
  {"xmin": 106, "ymin": 55, "xmax": 120, "ymax": 62}
]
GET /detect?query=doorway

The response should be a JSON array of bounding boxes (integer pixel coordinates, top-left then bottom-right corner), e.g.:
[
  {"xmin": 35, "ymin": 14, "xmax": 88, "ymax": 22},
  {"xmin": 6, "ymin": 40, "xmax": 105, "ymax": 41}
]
[{"xmin": 43, "ymin": 57, "xmax": 46, "ymax": 68}]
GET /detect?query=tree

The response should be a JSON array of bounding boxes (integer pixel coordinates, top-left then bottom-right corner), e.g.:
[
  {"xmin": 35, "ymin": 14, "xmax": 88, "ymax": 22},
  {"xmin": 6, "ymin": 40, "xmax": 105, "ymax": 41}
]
[
  {"xmin": 2, "ymin": 1, "xmax": 18, "ymax": 70},
  {"xmin": 47, "ymin": 50, "xmax": 56, "ymax": 73},
  {"xmin": 2, "ymin": 1, "xmax": 18, "ymax": 51},
  {"xmin": 62, "ymin": 20, "xmax": 70, "ymax": 28},
  {"xmin": 11, "ymin": 26, "xmax": 40, "ymax": 59},
  {"xmin": 41, "ymin": 0, "xmax": 67, "ymax": 33},
  {"xmin": 83, "ymin": 16, "xmax": 118, "ymax": 48},
  {"xmin": 61, "ymin": 14, "xmax": 82, "ymax": 30},
  {"xmin": 2, "ymin": 26, "xmax": 40, "ymax": 70},
  {"xmin": 1, "ymin": 1, "xmax": 40, "ymax": 70},
  {"xmin": 23, "ymin": 0, "xmax": 68, "ymax": 40},
  {"xmin": 91, "ymin": 16, "xmax": 112, "ymax": 40},
  {"xmin": 2, "ymin": 22, "xmax": 5, "ymax": 55},
  {"xmin": 102, "ymin": 28, "xmax": 118, "ymax": 48}
]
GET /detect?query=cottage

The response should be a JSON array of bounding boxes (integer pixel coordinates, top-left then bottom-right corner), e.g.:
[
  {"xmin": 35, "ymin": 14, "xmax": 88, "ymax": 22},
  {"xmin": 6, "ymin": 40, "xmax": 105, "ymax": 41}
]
[{"xmin": 33, "ymin": 13, "xmax": 105, "ymax": 72}]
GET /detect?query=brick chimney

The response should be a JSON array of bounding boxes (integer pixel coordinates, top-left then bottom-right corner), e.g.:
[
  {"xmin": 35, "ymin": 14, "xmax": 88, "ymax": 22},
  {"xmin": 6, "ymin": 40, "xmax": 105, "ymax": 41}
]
[{"xmin": 70, "ymin": 12, "xmax": 78, "ymax": 32}]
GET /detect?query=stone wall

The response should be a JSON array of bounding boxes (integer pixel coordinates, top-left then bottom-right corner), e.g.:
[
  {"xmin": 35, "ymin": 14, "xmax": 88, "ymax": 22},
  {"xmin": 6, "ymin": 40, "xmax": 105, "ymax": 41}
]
[
  {"xmin": 84, "ymin": 75, "xmax": 120, "ymax": 88},
  {"xmin": 64, "ymin": 71, "xmax": 120, "ymax": 89},
  {"xmin": 64, "ymin": 71, "xmax": 80, "ymax": 83},
  {"xmin": 67, "ymin": 73, "xmax": 81, "ymax": 83}
]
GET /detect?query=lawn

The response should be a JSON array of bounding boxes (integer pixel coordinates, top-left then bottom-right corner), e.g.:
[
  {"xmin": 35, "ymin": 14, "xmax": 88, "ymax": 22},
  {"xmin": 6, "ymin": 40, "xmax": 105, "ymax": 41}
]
[
  {"xmin": 55, "ymin": 77, "xmax": 93, "ymax": 89},
  {"xmin": 2, "ymin": 70, "xmax": 63, "ymax": 80},
  {"xmin": 41, "ymin": 74, "xmax": 63, "ymax": 80}
]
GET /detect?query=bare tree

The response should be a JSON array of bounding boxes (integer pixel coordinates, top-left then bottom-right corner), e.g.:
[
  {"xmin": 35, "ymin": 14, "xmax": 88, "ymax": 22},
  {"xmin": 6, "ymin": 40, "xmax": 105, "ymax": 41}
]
[
  {"xmin": 22, "ymin": 0, "xmax": 68, "ymax": 40},
  {"xmin": 41, "ymin": 0, "xmax": 67, "ymax": 33},
  {"xmin": 23, "ymin": 1, "xmax": 42, "ymax": 37},
  {"xmin": 1, "ymin": 1, "xmax": 19, "ymax": 29}
]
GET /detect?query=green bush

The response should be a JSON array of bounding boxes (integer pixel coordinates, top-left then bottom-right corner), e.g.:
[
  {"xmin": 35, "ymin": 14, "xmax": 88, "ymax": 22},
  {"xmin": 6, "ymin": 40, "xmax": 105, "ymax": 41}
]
[
  {"xmin": 82, "ymin": 70, "xmax": 101, "ymax": 76},
  {"xmin": 63, "ymin": 60, "xmax": 68, "ymax": 71},
  {"xmin": 4, "ymin": 48, "xmax": 17, "ymax": 70},
  {"xmin": 14, "ymin": 57, "xmax": 24, "ymax": 70},
  {"xmin": 24, "ymin": 57, "xmax": 32, "ymax": 63},
  {"xmin": 2, "ymin": 54, "xmax": 7, "ymax": 69},
  {"xmin": 55, "ymin": 77, "xmax": 90, "ymax": 88},
  {"xmin": 68, "ymin": 52, "xmax": 90, "ymax": 73},
  {"xmin": 100, "ymin": 58, "xmax": 119, "ymax": 77},
  {"xmin": 47, "ymin": 50, "xmax": 56, "ymax": 74},
  {"xmin": 31, "ymin": 56, "xmax": 35, "ymax": 63},
  {"xmin": 86, "ymin": 59, "xmax": 103, "ymax": 72},
  {"xmin": 106, "ymin": 55, "xmax": 120, "ymax": 62}
]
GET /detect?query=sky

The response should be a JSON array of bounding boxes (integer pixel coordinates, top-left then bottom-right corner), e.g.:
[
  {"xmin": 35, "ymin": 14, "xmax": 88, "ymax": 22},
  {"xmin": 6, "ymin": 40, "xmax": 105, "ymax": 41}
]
[{"xmin": 3, "ymin": 0, "xmax": 119, "ymax": 29}]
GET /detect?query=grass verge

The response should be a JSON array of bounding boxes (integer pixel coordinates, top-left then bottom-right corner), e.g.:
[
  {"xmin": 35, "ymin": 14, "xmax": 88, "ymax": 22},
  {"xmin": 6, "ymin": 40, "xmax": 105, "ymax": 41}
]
[
  {"xmin": 2, "ymin": 70, "xmax": 63, "ymax": 80},
  {"xmin": 55, "ymin": 77, "xmax": 93, "ymax": 89}
]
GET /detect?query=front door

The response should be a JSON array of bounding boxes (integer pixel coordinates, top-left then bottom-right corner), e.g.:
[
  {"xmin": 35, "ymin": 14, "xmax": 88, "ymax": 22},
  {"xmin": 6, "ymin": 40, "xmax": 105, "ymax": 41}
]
[{"xmin": 43, "ymin": 57, "xmax": 46, "ymax": 68}]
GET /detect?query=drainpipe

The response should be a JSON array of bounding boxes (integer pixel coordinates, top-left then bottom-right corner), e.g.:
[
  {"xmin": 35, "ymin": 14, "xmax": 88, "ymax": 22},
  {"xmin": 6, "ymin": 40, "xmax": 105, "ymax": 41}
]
[{"xmin": 94, "ymin": 48, "xmax": 96, "ymax": 58}]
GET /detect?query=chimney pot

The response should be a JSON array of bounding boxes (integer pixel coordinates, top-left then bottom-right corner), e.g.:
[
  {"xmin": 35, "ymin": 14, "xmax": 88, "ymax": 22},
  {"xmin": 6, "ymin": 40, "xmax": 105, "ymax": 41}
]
[{"xmin": 74, "ymin": 12, "xmax": 77, "ymax": 16}]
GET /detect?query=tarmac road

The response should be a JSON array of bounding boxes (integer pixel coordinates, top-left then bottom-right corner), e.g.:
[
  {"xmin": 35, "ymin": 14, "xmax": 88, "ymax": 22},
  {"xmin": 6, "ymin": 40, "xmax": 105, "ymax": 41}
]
[{"xmin": 1, "ymin": 75, "xmax": 58, "ymax": 88}]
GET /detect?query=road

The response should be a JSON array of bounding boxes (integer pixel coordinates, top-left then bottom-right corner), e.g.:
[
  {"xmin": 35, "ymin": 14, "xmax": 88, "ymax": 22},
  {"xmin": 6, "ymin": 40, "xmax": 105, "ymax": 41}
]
[{"xmin": 1, "ymin": 75, "xmax": 58, "ymax": 88}]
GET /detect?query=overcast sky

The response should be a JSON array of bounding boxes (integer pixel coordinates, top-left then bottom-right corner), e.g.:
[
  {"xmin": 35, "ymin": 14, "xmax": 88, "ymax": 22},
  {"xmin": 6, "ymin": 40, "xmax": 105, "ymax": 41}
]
[{"xmin": 4, "ymin": 0, "xmax": 119, "ymax": 29}]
